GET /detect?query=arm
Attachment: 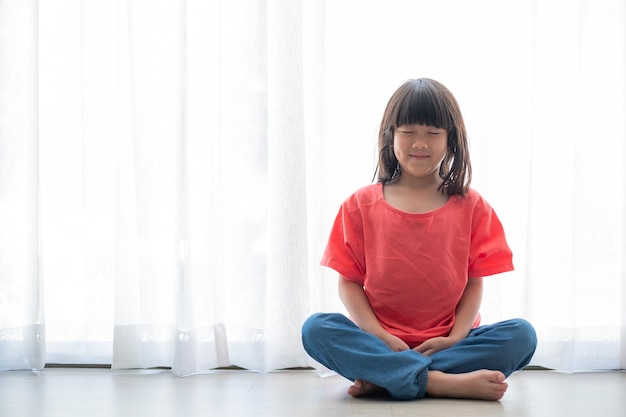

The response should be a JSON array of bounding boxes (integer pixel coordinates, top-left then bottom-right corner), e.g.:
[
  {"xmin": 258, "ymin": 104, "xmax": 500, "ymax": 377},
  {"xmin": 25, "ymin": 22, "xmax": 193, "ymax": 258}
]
[
  {"xmin": 338, "ymin": 275, "xmax": 410, "ymax": 352},
  {"xmin": 449, "ymin": 277, "xmax": 483, "ymax": 341},
  {"xmin": 414, "ymin": 277, "xmax": 484, "ymax": 356}
]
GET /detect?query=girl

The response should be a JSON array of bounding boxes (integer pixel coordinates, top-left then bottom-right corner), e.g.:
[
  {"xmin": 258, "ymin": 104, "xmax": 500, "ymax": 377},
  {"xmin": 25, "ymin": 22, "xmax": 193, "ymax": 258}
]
[{"xmin": 301, "ymin": 78, "xmax": 536, "ymax": 401}]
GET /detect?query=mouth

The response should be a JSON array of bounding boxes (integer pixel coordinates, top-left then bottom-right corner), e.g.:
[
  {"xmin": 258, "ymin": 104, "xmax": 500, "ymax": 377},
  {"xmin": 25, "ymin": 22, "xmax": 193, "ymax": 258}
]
[{"xmin": 409, "ymin": 154, "xmax": 430, "ymax": 160}]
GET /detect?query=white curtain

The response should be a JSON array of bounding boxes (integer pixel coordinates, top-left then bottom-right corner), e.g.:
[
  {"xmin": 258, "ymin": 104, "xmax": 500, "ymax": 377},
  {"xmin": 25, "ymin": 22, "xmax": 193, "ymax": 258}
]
[
  {"xmin": 1, "ymin": 0, "xmax": 624, "ymax": 374},
  {"xmin": 0, "ymin": 0, "xmax": 43, "ymax": 371}
]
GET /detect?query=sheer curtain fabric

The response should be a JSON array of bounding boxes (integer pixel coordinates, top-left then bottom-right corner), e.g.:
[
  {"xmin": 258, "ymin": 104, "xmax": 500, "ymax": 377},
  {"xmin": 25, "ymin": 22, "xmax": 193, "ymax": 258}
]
[{"xmin": 0, "ymin": 0, "xmax": 625, "ymax": 374}]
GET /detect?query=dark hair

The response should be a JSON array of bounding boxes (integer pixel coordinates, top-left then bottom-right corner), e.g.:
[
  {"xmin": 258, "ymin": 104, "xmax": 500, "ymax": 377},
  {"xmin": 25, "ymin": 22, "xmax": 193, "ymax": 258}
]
[{"xmin": 374, "ymin": 78, "xmax": 472, "ymax": 196}]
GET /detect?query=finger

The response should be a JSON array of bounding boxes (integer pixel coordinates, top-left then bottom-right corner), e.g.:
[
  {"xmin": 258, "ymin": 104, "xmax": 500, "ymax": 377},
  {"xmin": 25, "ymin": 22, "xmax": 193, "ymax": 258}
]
[
  {"xmin": 394, "ymin": 343, "xmax": 410, "ymax": 352},
  {"xmin": 414, "ymin": 345, "xmax": 425, "ymax": 353},
  {"xmin": 413, "ymin": 344, "xmax": 429, "ymax": 354}
]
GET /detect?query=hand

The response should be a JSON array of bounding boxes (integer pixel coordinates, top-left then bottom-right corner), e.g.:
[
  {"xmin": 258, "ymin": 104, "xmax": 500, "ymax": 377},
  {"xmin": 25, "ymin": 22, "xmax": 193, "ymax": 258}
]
[
  {"xmin": 378, "ymin": 332, "xmax": 411, "ymax": 352},
  {"xmin": 413, "ymin": 336, "xmax": 458, "ymax": 356}
]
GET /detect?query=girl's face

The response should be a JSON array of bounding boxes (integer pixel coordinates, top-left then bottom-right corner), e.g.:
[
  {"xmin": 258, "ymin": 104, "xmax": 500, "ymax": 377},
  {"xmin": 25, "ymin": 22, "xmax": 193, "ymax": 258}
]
[{"xmin": 393, "ymin": 124, "xmax": 448, "ymax": 182}]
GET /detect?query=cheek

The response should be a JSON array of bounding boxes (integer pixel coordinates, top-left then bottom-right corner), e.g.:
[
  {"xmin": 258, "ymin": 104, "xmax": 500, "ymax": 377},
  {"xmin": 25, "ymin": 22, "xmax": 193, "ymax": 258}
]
[{"xmin": 437, "ymin": 140, "xmax": 450, "ymax": 156}]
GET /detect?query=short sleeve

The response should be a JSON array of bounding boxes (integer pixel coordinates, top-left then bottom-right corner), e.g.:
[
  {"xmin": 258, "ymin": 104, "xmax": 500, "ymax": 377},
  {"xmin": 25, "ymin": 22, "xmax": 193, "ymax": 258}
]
[
  {"xmin": 468, "ymin": 197, "xmax": 514, "ymax": 278},
  {"xmin": 320, "ymin": 203, "xmax": 366, "ymax": 285}
]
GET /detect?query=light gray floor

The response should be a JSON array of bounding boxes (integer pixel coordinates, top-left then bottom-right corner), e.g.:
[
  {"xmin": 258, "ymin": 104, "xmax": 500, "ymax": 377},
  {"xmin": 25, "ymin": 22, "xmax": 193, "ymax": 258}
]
[{"xmin": 1, "ymin": 368, "xmax": 624, "ymax": 417}]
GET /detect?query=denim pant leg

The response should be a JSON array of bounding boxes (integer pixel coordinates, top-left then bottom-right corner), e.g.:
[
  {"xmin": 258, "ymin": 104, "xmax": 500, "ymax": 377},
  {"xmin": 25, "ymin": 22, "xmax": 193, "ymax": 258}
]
[
  {"xmin": 428, "ymin": 318, "xmax": 537, "ymax": 377},
  {"xmin": 301, "ymin": 312, "xmax": 431, "ymax": 400}
]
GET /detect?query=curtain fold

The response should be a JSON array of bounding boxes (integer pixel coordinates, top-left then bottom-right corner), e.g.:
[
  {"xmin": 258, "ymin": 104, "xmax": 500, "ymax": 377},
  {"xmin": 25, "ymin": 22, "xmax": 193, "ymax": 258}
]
[
  {"xmin": 112, "ymin": 0, "xmax": 183, "ymax": 370},
  {"xmin": 0, "ymin": 0, "xmax": 43, "ymax": 371},
  {"xmin": 264, "ymin": 0, "xmax": 311, "ymax": 371},
  {"xmin": 172, "ymin": 0, "xmax": 229, "ymax": 376},
  {"xmin": 0, "ymin": 0, "xmax": 625, "ymax": 374}
]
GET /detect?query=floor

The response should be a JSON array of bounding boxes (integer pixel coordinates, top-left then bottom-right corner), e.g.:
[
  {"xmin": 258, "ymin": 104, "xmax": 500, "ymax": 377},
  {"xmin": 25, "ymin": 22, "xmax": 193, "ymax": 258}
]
[{"xmin": 0, "ymin": 368, "xmax": 624, "ymax": 417}]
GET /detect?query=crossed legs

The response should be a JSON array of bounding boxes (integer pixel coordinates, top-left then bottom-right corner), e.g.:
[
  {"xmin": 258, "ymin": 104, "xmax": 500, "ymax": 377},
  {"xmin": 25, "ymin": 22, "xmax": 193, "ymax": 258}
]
[{"xmin": 301, "ymin": 313, "xmax": 537, "ymax": 401}]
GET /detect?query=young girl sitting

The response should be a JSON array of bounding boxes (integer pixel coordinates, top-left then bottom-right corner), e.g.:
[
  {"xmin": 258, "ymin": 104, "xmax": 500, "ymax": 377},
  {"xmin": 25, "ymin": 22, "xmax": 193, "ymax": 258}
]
[{"xmin": 301, "ymin": 78, "xmax": 537, "ymax": 401}]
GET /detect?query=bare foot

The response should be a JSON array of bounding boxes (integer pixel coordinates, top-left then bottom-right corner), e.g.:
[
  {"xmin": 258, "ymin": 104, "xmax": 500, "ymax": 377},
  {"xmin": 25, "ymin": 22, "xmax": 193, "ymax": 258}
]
[
  {"xmin": 347, "ymin": 379, "xmax": 387, "ymax": 397},
  {"xmin": 426, "ymin": 370, "xmax": 508, "ymax": 401}
]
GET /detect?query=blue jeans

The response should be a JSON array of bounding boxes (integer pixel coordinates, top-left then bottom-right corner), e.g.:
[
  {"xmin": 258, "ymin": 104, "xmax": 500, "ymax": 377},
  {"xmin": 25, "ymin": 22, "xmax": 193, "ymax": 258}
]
[{"xmin": 301, "ymin": 313, "xmax": 537, "ymax": 400}]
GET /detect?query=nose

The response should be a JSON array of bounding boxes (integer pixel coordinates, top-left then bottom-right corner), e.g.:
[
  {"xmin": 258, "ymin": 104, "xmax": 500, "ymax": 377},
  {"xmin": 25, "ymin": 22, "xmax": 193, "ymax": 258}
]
[{"xmin": 413, "ymin": 139, "xmax": 427, "ymax": 150}]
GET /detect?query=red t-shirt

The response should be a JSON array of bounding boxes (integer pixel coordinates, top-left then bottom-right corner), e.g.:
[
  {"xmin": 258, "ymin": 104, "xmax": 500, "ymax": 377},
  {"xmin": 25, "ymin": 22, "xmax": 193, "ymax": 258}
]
[{"xmin": 321, "ymin": 183, "xmax": 513, "ymax": 346}]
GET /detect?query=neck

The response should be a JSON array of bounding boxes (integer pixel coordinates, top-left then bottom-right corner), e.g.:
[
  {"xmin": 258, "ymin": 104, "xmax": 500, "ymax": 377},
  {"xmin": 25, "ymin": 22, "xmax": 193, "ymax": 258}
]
[
  {"xmin": 394, "ymin": 172, "xmax": 443, "ymax": 192},
  {"xmin": 383, "ymin": 173, "xmax": 449, "ymax": 213}
]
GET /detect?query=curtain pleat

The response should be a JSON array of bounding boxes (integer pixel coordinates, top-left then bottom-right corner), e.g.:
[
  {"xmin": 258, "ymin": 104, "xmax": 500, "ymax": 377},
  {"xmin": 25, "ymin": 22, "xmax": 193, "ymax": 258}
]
[{"xmin": 0, "ymin": 0, "xmax": 43, "ymax": 371}]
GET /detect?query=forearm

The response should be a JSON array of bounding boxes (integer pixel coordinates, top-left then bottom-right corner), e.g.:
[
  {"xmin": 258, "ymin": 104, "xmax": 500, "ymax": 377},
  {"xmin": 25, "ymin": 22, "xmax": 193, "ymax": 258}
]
[
  {"xmin": 337, "ymin": 276, "xmax": 386, "ymax": 337},
  {"xmin": 338, "ymin": 275, "xmax": 410, "ymax": 352},
  {"xmin": 449, "ymin": 277, "xmax": 483, "ymax": 341}
]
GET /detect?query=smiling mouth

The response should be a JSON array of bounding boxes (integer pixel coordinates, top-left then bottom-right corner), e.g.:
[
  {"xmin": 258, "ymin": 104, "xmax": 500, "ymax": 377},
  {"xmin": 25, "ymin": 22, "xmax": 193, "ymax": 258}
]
[{"xmin": 410, "ymin": 155, "xmax": 429, "ymax": 159}]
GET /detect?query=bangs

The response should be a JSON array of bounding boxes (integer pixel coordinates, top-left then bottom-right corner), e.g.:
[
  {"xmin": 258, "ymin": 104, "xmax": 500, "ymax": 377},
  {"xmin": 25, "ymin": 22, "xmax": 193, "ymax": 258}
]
[{"xmin": 394, "ymin": 80, "xmax": 453, "ymax": 129}]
